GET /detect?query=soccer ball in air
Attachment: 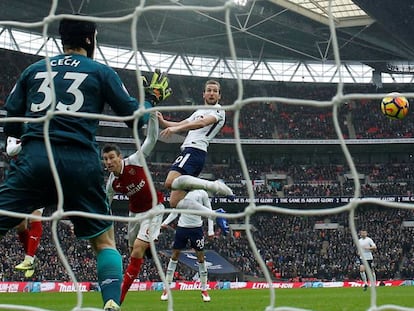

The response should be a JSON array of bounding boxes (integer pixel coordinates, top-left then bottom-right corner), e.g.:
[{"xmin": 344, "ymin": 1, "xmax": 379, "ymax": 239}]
[{"xmin": 380, "ymin": 92, "xmax": 409, "ymax": 120}]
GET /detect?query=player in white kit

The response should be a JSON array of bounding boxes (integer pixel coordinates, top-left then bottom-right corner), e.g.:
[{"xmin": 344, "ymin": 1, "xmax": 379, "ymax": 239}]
[
  {"xmin": 358, "ymin": 229, "xmax": 377, "ymax": 291},
  {"xmin": 160, "ymin": 189, "xmax": 215, "ymax": 302},
  {"xmin": 157, "ymin": 80, "xmax": 234, "ymax": 216}
]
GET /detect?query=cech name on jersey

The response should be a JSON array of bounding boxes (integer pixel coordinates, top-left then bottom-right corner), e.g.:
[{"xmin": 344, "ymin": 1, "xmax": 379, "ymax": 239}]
[{"xmin": 50, "ymin": 56, "xmax": 81, "ymax": 68}]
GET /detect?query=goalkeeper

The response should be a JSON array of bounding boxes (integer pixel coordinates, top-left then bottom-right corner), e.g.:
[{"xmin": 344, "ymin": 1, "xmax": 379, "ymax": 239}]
[{"xmin": 0, "ymin": 16, "xmax": 170, "ymax": 311}]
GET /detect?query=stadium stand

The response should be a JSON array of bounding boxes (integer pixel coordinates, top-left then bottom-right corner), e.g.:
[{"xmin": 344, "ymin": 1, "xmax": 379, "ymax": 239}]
[
  {"xmin": 0, "ymin": 206, "xmax": 413, "ymax": 283},
  {"xmin": 0, "ymin": 48, "xmax": 413, "ymax": 284}
]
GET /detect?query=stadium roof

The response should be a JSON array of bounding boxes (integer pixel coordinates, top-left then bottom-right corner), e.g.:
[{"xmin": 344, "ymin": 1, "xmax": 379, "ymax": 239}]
[
  {"xmin": 0, "ymin": 0, "xmax": 413, "ymax": 73},
  {"xmin": 271, "ymin": 0, "xmax": 371, "ymax": 26}
]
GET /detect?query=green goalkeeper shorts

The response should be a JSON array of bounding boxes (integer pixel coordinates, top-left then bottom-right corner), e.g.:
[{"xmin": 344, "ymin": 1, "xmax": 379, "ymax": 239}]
[{"xmin": 0, "ymin": 140, "xmax": 113, "ymax": 239}]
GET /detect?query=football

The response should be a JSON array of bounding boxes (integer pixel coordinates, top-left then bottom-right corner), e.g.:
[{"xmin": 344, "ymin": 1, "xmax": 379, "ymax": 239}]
[{"xmin": 380, "ymin": 92, "xmax": 409, "ymax": 120}]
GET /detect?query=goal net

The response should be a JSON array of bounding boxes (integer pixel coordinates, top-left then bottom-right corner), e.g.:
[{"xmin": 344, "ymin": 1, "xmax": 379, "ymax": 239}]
[{"xmin": 0, "ymin": 1, "xmax": 413, "ymax": 311}]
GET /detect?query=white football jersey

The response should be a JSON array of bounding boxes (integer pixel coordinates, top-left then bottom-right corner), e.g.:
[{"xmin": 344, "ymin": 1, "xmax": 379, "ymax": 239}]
[
  {"xmin": 162, "ymin": 189, "xmax": 214, "ymax": 235},
  {"xmin": 359, "ymin": 237, "xmax": 376, "ymax": 260},
  {"xmin": 181, "ymin": 104, "xmax": 225, "ymax": 152}
]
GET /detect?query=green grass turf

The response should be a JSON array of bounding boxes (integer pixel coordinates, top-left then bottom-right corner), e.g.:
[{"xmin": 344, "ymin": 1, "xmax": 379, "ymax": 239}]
[{"xmin": 0, "ymin": 287, "xmax": 413, "ymax": 311}]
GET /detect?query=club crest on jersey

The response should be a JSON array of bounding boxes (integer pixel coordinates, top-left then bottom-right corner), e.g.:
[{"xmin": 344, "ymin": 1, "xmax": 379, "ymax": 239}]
[{"xmin": 128, "ymin": 168, "xmax": 136, "ymax": 175}]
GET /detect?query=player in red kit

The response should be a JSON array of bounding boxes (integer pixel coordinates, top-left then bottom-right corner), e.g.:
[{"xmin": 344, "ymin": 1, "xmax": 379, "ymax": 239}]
[{"xmin": 102, "ymin": 111, "xmax": 165, "ymax": 304}]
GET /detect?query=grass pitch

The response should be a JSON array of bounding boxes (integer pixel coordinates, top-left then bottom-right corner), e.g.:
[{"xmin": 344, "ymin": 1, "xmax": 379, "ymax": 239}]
[{"xmin": 0, "ymin": 287, "xmax": 413, "ymax": 311}]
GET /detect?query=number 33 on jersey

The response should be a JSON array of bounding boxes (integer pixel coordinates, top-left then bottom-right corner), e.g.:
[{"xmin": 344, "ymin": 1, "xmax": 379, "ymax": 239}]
[{"xmin": 5, "ymin": 54, "xmax": 141, "ymax": 144}]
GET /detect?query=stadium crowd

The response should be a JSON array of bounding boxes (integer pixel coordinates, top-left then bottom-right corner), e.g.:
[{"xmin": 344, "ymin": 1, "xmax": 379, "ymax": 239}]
[
  {"xmin": 1, "ymin": 206, "xmax": 414, "ymax": 283},
  {"xmin": 0, "ymin": 48, "xmax": 414, "ymax": 284},
  {"xmin": 141, "ymin": 162, "xmax": 414, "ymax": 198},
  {"xmin": 1, "ymin": 48, "xmax": 414, "ymax": 141}
]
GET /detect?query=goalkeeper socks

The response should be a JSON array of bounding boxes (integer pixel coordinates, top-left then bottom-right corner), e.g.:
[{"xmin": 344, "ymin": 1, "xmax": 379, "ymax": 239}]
[
  {"xmin": 199, "ymin": 261, "xmax": 208, "ymax": 291},
  {"xmin": 166, "ymin": 259, "xmax": 178, "ymax": 284},
  {"xmin": 97, "ymin": 248, "xmax": 123, "ymax": 306},
  {"xmin": 120, "ymin": 257, "xmax": 144, "ymax": 304},
  {"xmin": 27, "ymin": 221, "xmax": 42, "ymax": 257},
  {"xmin": 18, "ymin": 229, "xmax": 29, "ymax": 253}
]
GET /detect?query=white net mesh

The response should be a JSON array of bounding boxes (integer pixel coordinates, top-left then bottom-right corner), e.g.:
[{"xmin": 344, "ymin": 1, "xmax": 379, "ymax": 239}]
[{"xmin": 0, "ymin": 1, "xmax": 414, "ymax": 311}]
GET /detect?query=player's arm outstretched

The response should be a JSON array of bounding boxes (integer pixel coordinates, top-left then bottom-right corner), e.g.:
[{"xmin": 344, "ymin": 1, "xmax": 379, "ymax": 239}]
[
  {"xmin": 156, "ymin": 112, "xmax": 188, "ymax": 128},
  {"xmin": 161, "ymin": 212, "xmax": 178, "ymax": 229},
  {"xmin": 139, "ymin": 111, "xmax": 159, "ymax": 158},
  {"xmin": 105, "ymin": 176, "xmax": 116, "ymax": 206},
  {"xmin": 158, "ymin": 112, "xmax": 217, "ymax": 138}
]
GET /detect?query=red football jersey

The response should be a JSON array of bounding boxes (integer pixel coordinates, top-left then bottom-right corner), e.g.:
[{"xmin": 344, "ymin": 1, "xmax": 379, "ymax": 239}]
[{"xmin": 107, "ymin": 153, "xmax": 164, "ymax": 213}]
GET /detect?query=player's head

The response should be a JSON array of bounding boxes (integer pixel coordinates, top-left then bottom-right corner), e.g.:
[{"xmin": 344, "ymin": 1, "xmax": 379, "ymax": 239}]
[
  {"xmin": 360, "ymin": 229, "xmax": 368, "ymax": 238},
  {"xmin": 101, "ymin": 144, "xmax": 123, "ymax": 174},
  {"xmin": 203, "ymin": 80, "xmax": 221, "ymax": 105},
  {"xmin": 59, "ymin": 17, "xmax": 97, "ymax": 58}
]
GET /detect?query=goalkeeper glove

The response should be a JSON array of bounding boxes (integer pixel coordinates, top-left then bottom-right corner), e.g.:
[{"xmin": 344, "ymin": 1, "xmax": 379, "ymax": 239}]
[{"xmin": 143, "ymin": 69, "xmax": 172, "ymax": 105}]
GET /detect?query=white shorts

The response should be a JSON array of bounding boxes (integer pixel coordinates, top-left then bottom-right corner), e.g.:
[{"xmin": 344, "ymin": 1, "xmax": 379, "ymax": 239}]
[{"xmin": 127, "ymin": 203, "xmax": 165, "ymax": 247}]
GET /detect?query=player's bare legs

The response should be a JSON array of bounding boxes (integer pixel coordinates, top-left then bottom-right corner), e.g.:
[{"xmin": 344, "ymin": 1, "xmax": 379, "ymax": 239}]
[
  {"xmin": 165, "ymin": 171, "xmax": 186, "ymax": 208},
  {"xmin": 360, "ymin": 264, "xmax": 368, "ymax": 290},
  {"xmin": 130, "ymin": 238, "xmax": 148, "ymax": 264},
  {"xmin": 89, "ymin": 227, "xmax": 122, "ymax": 311},
  {"xmin": 162, "ymin": 248, "xmax": 210, "ymax": 302},
  {"xmin": 120, "ymin": 204, "xmax": 164, "ymax": 305},
  {"xmin": 360, "ymin": 263, "xmax": 376, "ymax": 291}
]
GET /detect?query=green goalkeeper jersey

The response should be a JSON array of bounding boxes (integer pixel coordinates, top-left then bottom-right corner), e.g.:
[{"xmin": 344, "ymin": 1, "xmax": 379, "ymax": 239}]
[{"xmin": 4, "ymin": 53, "xmax": 143, "ymax": 150}]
